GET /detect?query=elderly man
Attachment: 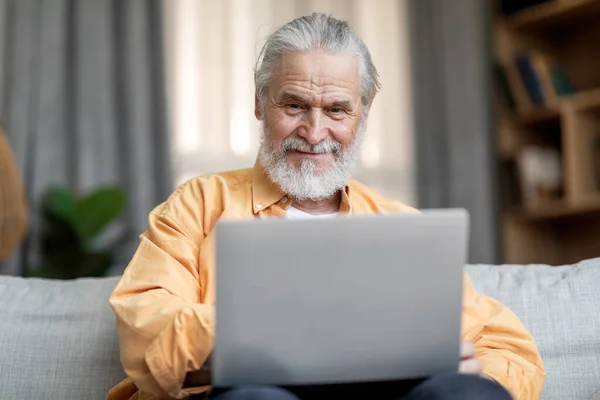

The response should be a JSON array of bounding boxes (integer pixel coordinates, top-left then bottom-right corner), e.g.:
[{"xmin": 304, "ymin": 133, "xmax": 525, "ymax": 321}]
[{"xmin": 108, "ymin": 13, "xmax": 544, "ymax": 400}]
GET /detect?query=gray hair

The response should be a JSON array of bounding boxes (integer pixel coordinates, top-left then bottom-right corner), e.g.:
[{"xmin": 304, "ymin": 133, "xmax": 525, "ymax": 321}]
[{"xmin": 254, "ymin": 13, "xmax": 380, "ymax": 110}]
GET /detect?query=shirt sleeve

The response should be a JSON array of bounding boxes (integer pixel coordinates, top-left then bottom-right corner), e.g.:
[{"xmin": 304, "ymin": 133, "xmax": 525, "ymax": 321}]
[
  {"xmin": 109, "ymin": 185, "xmax": 214, "ymax": 399},
  {"xmin": 461, "ymin": 273, "xmax": 546, "ymax": 399}
]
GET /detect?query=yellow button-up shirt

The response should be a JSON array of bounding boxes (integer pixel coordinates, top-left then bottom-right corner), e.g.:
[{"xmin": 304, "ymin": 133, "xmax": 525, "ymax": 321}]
[{"xmin": 108, "ymin": 164, "xmax": 545, "ymax": 400}]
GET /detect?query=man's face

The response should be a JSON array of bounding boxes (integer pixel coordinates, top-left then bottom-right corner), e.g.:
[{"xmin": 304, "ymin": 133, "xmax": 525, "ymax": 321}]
[{"xmin": 257, "ymin": 49, "xmax": 368, "ymax": 201}]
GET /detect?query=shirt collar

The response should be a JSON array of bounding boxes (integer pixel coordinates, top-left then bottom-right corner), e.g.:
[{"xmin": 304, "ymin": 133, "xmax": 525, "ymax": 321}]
[
  {"xmin": 251, "ymin": 160, "xmax": 287, "ymax": 213},
  {"xmin": 251, "ymin": 160, "xmax": 352, "ymax": 214}
]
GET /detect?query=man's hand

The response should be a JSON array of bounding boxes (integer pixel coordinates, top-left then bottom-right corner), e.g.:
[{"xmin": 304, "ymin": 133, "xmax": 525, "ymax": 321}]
[{"xmin": 459, "ymin": 341, "xmax": 483, "ymax": 374}]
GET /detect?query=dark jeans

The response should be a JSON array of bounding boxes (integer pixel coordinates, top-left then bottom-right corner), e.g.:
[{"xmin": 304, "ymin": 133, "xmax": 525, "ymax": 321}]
[{"xmin": 204, "ymin": 373, "xmax": 512, "ymax": 400}]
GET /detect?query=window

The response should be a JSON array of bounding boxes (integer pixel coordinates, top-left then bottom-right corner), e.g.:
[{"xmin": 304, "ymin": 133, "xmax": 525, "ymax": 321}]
[{"xmin": 163, "ymin": 0, "xmax": 415, "ymax": 205}]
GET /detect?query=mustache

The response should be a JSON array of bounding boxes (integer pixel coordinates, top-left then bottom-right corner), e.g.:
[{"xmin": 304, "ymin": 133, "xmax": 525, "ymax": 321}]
[{"xmin": 281, "ymin": 136, "xmax": 342, "ymax": 154}]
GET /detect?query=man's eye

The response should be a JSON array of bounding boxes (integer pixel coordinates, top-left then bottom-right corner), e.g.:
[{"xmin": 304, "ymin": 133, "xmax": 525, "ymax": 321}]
[
  {"xmin": 286, "ymin": 103, "xmax": 302, "ymax": 109},
  {"xmin": 330, "ymin": 108, "xmax": 344, "ymax": 114}
]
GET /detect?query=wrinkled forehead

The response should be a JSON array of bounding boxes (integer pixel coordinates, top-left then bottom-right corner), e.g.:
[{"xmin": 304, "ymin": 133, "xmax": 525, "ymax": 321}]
[{"xmin": 270, "ymin": 50, "xmax": 361, "ymax": 99}]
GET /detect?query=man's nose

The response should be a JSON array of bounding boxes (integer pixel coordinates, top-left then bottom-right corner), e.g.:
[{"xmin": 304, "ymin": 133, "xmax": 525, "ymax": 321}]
[{"xmin": 298, "ymin": 109, "xmax": 329, "ymax": 145}]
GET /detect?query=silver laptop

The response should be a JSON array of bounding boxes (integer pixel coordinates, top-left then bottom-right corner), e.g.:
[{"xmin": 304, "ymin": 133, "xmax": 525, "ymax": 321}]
[{"xmin": 213, "ymin": 209, "xmax": 469, "ymax": 387}]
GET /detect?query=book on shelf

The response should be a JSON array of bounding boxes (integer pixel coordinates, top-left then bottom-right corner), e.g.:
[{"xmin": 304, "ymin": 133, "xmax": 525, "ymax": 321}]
[
  {"xmin": 494, "ymin": 61, "xmax": 532, "ymax": 114},
  {"xmin": 495, "ymin": 51, "xmax": 575, "ymax": 115},
  {"xmin": 515, "ymin": 53, "xmax": 546, "ymax": 107},
  {"xmin": 530, "ymin": 52, "xmax": 560, "ymax": 107}
]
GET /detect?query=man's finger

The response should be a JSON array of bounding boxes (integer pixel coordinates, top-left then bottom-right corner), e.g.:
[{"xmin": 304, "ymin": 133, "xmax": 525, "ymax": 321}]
[
  {"xmin": 459, "ymin": 358, "xmax": 483, "ymax": 374},
  {"xmin": 460, "ymin": 341, "xmax": 476, "ymax": 359}
]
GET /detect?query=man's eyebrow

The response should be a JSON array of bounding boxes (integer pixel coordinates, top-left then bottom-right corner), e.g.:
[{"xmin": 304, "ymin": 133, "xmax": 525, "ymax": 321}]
[
  {"xmin": 328, "ymin": 99, "xmax": 353, "ymax": 109},
  {"xmin": 278, "ymin": 92, "xmax": 309, "ymax": 103},
  {"xmin": 278, "ymin": 92, "xmax": 354, "ymax": 109}
]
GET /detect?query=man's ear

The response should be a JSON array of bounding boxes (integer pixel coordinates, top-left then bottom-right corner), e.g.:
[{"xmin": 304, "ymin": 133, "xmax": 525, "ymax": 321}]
[
  {"xmin": 254, "ymin": 93, "xmax": 263, "ymax": 121},
  {"xmin": 366, "ymin": 98, "xmax": 374, "ymax": 116},
  {"xmin": 361, "ymin": 98, "xmax": 375, "ymax": 130}
]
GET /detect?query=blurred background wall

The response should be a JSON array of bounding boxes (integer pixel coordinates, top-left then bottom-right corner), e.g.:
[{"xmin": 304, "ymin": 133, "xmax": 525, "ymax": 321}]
[
  {"xmin": 0, "ymin": 0, "xmax": 504, "ymax": 277},
  {"xmin": 0, "ymin": 0, "xmax": 172, "ymax": 276},
  {"xmin": 409, "ymin": 0, "xmax": 498, "ymax": 264},
  {"xmin": 163, "ymin": 0, "xmax": 417, "ymax": 206}
]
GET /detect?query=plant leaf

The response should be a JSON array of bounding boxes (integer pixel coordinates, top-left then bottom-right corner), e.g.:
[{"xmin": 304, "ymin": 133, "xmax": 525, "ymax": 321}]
[
  {"xmin": 24, "ymin": 266, "xmax": 48, "ymax": 278},
  {"xmin": 73, "ymin": 187, "xmax": 126, "ymax": 239},
  {"xmin": 43, "ymin": 186, "xmax": 75, "ymax": 223}
]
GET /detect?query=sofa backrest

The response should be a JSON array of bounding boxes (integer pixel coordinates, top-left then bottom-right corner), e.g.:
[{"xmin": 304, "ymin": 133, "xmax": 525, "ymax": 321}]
[
  {"xmin": 1, "ymin": 259, "xmax": 599, "ymax": 400},
  {"xmin": 467, "ymin": 258, "xmax": 600, "ymax": 400},
  {"xmin": 0, "ymin": 275, "xmax": 125, "ymax": 399}
]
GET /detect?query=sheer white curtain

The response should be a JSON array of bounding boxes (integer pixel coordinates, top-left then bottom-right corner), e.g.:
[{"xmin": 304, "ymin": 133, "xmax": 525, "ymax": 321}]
[{"xmin": 163, "ymin": 0, "xmax": 415, "ymax": 205}]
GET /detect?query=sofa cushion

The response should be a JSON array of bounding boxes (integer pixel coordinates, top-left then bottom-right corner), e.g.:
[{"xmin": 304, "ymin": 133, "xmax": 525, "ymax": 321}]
[
  {"xmin": 2, "ymin": 260, "xmax": 599, "ymax": 400},
  {"xmin": 0, "ymin": 275, "xmax": 125, "ymax": 399},
  {"xmin": 467, "ymin": 258, "xmax": 600, "ymax": 400}
]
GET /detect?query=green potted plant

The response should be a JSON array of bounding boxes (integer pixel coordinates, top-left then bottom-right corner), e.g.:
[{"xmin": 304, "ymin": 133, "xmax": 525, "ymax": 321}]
[{"xmin": 26, "ymin": 186, "xmax": 131, "ymax": 279}]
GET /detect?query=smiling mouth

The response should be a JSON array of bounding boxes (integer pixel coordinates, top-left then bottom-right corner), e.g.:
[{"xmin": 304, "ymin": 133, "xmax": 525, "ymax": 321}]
[
  {"xmin": 297, "ymin": 150, "xmax": 321, "ymax": 154},
  {"xmin": 290, "ymin": 150, "xmax": 328, "ymax": 157}
]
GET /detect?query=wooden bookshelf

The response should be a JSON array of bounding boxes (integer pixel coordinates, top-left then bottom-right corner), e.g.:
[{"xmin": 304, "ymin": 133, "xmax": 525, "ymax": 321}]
[
  {"xmin": 493, "ymin": 0, "xmax": 600, "ymax": 265},
  {"xmin": 566, "ymin": 87, "xmax": 600, "ymax": 111},
  {"xmin": 506, "ymin": 0, "xmax": 600, "ymax": 31},
  {"xmin": 513, "ymin": 107, "xmax": 559, "ymax": 126},
  {"xmin": 507, "ymin": 194, "xmax": 600, "ymax": 221}
]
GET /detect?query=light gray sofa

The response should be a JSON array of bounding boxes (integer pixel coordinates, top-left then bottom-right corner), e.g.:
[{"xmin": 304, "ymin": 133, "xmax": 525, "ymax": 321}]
[{"xmin": 1, "ymin": 259, "xmax": 600, "ymax": 399}]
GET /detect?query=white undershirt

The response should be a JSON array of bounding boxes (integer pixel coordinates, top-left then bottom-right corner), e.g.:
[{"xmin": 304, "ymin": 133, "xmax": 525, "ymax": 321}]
[{"xmin": 285, "ymin": 205, "xmax": 339, "ymax": 220}]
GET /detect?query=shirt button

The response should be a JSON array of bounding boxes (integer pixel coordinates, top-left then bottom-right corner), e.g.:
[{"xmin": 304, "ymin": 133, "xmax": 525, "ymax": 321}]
[
  {"xmin": 281, "ymin": 197, "xmax": 288, "ymax": 204},
  {"xmin": 255, "ymin": 204, "xmax": 263, "ymax": 210}
]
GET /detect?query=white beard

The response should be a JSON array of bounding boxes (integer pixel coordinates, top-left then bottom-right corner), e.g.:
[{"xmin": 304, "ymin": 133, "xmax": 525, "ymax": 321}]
[{"xmin": 258, "ymin": 122, "xmax": 365, "ymax": 202}]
